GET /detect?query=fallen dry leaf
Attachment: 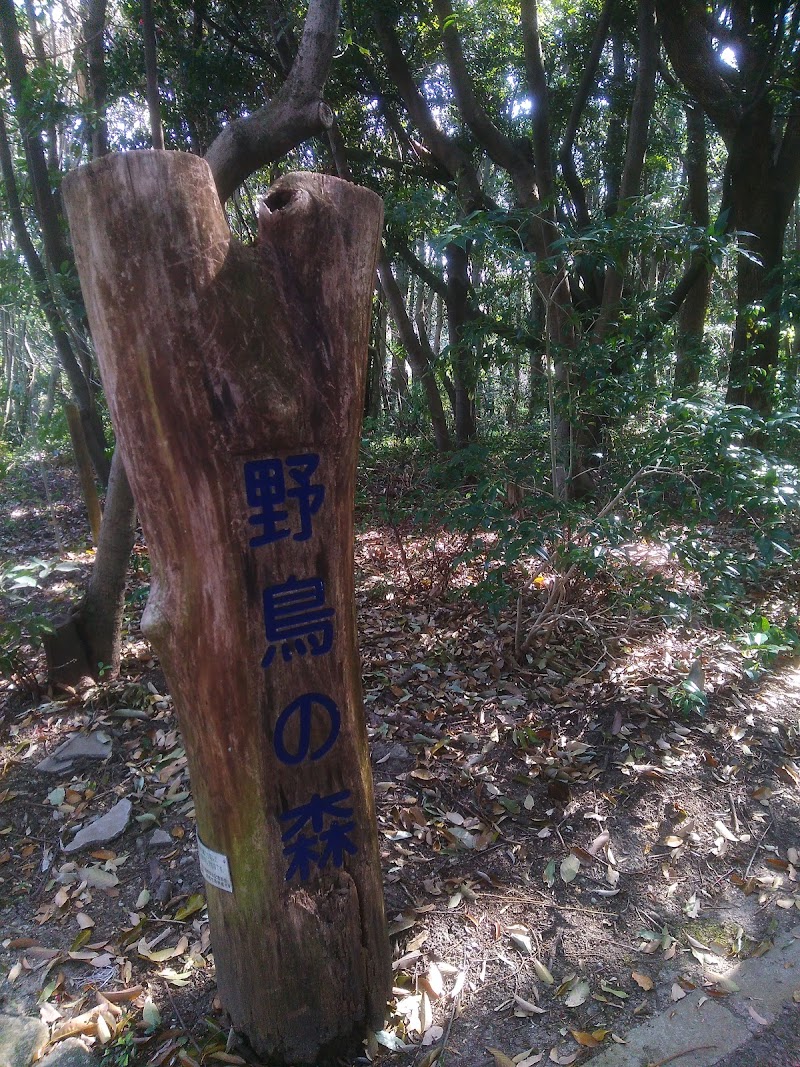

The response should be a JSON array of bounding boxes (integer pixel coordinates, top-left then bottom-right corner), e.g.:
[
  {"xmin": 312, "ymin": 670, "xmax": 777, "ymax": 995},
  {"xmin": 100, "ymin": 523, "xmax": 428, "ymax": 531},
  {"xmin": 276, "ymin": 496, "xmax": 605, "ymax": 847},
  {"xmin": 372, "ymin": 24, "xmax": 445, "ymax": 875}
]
[
  {"xmin": 747, "ymin": 1006, "xmax": 769, "ymax": 1026},
  {"xmin": 487, "ymin": 1048, "xmax": 516, "ymax": 1067},
  {"xmin": 560, "ymin": 855, "xmax": 580, "ymax": 883},
  {"xmin": 570, "ymin": 1029, "xmax": 604, "ymax": 1048},
  {"xmin": 514, "ymin": 994, "xmax": 546, "ymax": 1016}
]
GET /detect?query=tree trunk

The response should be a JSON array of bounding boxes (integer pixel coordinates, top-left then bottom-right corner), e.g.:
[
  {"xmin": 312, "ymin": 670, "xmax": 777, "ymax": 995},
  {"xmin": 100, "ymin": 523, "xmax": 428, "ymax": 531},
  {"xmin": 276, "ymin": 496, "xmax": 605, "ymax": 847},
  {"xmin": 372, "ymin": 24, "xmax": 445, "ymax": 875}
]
[
  {"xmin": 725, "ymin": 114, "xmax": 787, "ymax": 412},
  {"xmin": 673, "ymin": 104, "xmax": 711, "ymax": 397},
  {"xmin": 1, "ymin": 312, "xmax": 15, "ymax": 436},
  {"xmin": 64, "ymin": 401, "xmax": 103, "ymax": 543},
  {"xmin": 83, "ymin": 0, "xmax": 109, "ymax": 158},
  {"xmin": 595, "ymin": 0, "xmax": 658, "ymax": 339},
  {"xmin": 445, "ymin": 242, "xmax": 477, "ymax": 447},
  {"xmin": 44, "ymin": 443, "xmax": 138, "ymax": 685},
  {"xmin": 786, "ymin": 325, "xmax": 800, "ymax": 404},
  {"xmin": 141, "ymin": 0, "xmax": 164, "ymax": 149},
  {"xmin": 379, "ymin": 252, "xmax": 452, "ymax": 451},
  {"xmin": 63, "ymin": 152, "xmax": 390, "ymax": 1064},
  {"xmin": 365, "ymin": 299, "xmax": 386, "ymax": 418}
]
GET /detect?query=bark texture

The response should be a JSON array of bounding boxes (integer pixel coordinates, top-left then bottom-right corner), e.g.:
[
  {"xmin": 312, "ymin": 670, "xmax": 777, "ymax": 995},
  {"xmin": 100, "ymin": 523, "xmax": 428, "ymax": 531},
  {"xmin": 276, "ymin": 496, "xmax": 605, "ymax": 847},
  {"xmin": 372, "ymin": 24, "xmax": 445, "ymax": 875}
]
[
  {"xmin": 63, "ymin": 151, "xmax": 390, "ymax": 1063},
  {"xmin": 64, "ymin": 402, "xmax": 102, "ymax": 544},
  {"xmin": 673, "ymin": 104, "xmax": 711, "ymax": 397}
]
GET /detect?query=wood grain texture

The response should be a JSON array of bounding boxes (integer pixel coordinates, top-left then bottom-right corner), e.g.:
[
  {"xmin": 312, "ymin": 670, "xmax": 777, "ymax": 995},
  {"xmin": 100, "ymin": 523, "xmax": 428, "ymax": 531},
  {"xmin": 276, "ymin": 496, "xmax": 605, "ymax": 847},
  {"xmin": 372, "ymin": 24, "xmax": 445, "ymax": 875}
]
[{"xmin": 63, "ymin": 150, "xmax": 390, "ymax": 1063}]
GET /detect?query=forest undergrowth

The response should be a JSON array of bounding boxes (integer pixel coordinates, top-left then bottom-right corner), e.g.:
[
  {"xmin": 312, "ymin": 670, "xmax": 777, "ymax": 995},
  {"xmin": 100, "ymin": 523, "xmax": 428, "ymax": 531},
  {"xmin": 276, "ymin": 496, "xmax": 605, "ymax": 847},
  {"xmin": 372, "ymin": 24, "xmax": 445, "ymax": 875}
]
[{"xmin": 1, "ymin": 414, "xmax": 800, "ymax": 1067}]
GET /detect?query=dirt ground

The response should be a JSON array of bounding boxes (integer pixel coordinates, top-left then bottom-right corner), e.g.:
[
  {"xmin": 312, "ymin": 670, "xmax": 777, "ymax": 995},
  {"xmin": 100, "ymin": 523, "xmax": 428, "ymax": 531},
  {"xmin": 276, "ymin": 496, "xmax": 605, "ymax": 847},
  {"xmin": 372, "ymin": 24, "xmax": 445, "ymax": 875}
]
[{"xmin": 2, "ymin": 455, "xmax": 800, "ymax": 1067}]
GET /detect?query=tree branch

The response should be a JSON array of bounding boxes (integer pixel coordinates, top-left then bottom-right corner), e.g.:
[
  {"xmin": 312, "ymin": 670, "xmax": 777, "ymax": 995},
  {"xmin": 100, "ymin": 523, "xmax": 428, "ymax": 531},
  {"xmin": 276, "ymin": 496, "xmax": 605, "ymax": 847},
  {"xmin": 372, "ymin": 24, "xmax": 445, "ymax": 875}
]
[
  {"xmin": 372, "ymin": 8, "xmax": 485, "ymax": 210},
  {"xmin": 204, "ymin": 0, "xmax": 340, "ymax": 202},
  {"xmin": 654, "ymin": 254, "xmax": 712, "ymax": 324},
  {"xmin": 520, "ymin": 0, "xmax": 557, "ymax": 204},
  {"xmin": 559, "ymin": 0, "xmax": 614, "ymax": 227},
  {"xmin": 654, "ymin": 0, "xmax": 742, "ymax": 144},
  {"xmin": 433, "ymin": 0, "xmax": 526, "ymax": 175},
  {"xmin": 393, "ymin": 240, "xmax": 447, "ymax": 296}
]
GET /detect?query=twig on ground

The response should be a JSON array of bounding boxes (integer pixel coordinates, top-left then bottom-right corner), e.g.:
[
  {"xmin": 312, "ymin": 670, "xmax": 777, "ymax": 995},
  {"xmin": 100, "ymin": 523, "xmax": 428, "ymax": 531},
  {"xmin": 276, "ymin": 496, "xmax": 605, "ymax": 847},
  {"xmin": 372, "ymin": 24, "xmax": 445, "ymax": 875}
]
[
  {"xmin": 744, "ymin": 817, "xmax": 774, "ymax": 878},
  {"xmin": 646, "ymin": 1047, "xmax": 716, "ymax": 1067},
  {"xmin": 435, "ymin": 952, "xmax": 468, "ymax": 1067},
  {"xmin": 516, "ymin": 462, "xmax": 666, "ymax": 657},
  {"xmin": 161, "ymin": 977, "xmax": 204, "ymax": 1059},
  {"xmin": 728, "ymin": 790, "xmax": 741, "ymax": 834}
]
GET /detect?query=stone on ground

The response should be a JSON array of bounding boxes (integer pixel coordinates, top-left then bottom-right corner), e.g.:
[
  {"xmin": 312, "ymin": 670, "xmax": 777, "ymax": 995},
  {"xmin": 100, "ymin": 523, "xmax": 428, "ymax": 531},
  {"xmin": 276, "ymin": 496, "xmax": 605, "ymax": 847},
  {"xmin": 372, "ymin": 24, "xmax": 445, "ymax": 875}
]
[
  {"xmin": 36, "ymin": 732, "xmax": 112, "ymax": 774},
  {"xmin": 63, "ymin": 799, "xmax": 132, "ymax": 852},
  {"xmin": 37, "ymin": 1038, "xmax": 95, "ymax": 1067},
  {"xmin": 0, "ymin": 1014, "xmax": 48, "ymax": 1067}
]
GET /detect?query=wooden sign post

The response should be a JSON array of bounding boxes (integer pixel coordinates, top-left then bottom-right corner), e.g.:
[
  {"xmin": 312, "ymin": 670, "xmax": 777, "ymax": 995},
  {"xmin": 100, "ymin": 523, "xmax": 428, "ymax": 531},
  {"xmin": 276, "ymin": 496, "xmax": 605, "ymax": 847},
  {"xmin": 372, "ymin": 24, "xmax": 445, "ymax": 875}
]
[{"xmin": 62, "ymin": 152, "xmax": 391, "ymax": 1064}]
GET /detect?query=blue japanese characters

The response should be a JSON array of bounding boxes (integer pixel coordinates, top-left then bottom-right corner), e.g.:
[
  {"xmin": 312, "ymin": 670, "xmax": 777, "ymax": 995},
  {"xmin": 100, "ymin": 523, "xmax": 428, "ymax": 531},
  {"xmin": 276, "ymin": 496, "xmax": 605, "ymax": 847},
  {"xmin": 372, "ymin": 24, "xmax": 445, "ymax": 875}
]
[
  {"xmin": 261, "ymin": 575, "xmax": 335, "ymax": 667},
  {"xmin": 244, "ymin": 454, "xmax": 325, "ymax": 545},
  {"xmin": 272, "ymin": 692, "xmax": 340, "ymax": 765},
  {"xmin": 281, "ymin": 790, "xmax": 358, "ymax": 881},
  {"xmin": 243, "ymin": 453, "xmax": 357, "ymax": 883}
]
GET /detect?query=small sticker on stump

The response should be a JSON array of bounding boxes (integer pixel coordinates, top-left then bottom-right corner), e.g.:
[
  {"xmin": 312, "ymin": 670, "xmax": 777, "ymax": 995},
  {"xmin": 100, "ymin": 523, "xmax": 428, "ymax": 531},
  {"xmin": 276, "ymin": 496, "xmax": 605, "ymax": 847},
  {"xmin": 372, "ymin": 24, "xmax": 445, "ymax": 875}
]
[{"xmin": 198, "ymin": 836, "xmax": 233, "ymax": 893}]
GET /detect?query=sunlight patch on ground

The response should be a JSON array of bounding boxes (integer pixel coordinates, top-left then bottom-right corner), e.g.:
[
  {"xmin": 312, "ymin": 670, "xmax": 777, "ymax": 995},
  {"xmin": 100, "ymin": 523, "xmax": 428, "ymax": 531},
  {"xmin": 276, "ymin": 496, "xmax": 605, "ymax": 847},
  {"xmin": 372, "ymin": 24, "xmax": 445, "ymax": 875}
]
[{"xmin": 778, "ymin": 662, "xmax": 800, "ymax": 692}]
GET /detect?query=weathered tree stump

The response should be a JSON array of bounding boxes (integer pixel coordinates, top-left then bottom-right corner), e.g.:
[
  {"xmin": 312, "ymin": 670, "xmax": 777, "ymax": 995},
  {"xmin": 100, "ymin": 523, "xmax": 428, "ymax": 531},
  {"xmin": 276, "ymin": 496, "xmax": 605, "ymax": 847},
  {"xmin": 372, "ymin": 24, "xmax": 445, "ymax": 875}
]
[{"xmin": 62, "ymin": 151, "xmax": 390, "ymax": 1063}]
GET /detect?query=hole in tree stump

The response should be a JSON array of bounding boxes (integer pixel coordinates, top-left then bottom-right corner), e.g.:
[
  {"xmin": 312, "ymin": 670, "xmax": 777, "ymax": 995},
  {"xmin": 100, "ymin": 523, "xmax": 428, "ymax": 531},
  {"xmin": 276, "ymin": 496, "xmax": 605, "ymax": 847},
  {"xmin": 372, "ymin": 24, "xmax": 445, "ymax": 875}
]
[{"xmin": 264, "ymin": 188, "xmax": 295, "ymax": 212}]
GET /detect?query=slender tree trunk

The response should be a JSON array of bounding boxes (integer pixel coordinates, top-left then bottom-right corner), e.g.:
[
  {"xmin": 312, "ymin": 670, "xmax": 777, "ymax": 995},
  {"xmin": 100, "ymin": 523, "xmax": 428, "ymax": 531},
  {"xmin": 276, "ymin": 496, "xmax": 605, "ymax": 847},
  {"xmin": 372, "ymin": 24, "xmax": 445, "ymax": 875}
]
[
  {"xmin": 64, "ymin": 401, "xmax": 103, "ymax": 544},
  {"xmin": 365, "ymin": 347, "xmax": 382, "ymax": 419},
  {"xmin": 83, "ymin": 0, "xmax": 109, "ymax": 158},
  {"xmin": 75, "ymin": 445, "xmax": 136, "ymax": 672},
  {"xmin": 40, "ymin": 364, "xmax": 59, "ymax": 427},
  {"xmin": 0, "ymin": 12, "xmax": 110, "ymax": 483},
  {"xmin": 1, "ymin": 312, "xmax": 14, "ymax": 436},
  {"xmin": 141, "ymin": 0, "xmax": 164, "ymax": 149},
  {"xmin": 375, "ymin": 298, "xmax": 389, "ymax": 415},
  {"xmin": 604, "ymin": 25, "xmax": 627, "ymax": 218},
  {"xmin": 379, "ymin": 252, "xmax": 452, "ymax": 451},
  {"xmin": 655, "ymin": 1, "xmax": 800, "ymax": 416},
  {"xmin": 673, "ymin": 104, "xmax": 712, "ymax": 397},
  {"xmin": 389, "ymin": 349, "xmax": 408, "ymax": 403},
  {"xmin": 445, "ymin": 241, "xmax": 477, "ymax": 447},
  {"xmin": 595, "ymin": 0, "xmax": 658, "ymax": 339}
]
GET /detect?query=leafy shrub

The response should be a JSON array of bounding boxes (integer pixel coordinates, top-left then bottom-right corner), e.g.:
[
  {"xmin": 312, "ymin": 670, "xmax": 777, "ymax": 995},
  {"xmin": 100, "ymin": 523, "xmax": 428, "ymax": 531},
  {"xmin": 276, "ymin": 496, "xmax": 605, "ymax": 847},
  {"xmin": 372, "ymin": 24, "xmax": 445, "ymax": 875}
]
[{"xmin": 0, "ymin": 558, "xmax": 78, "ymax": 690}]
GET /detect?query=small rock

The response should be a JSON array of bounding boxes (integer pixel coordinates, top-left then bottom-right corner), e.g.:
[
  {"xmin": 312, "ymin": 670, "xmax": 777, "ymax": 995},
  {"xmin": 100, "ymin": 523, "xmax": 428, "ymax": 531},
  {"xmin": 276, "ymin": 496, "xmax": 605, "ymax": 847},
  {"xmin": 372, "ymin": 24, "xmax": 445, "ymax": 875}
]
[
  {"xmin": 37, "ymin": 1038, "xmax": 95, "ymax": 1067},
  {"xmin": 371, "ymin": 741, "xmax": 413, "ymax": 765},
  {"xmin": 153, "ymin": 879, "xmax": 173, "ymax": 905},
  {"xmin": 148, "ymin": 829, "xmax": 172, "ymax": 848},
  {"xmin": 36, "ymin": 733, "xmax": 112, "ymax": 774},
  {"xmin": 63, "ymin": 799, "xmax": 132, "ymax": 853},
  {"xmin": 0, "ymin": 1013, "xmax": 49, "ymax": 1067},
  {"xmin": 387, "ymin": 742, "xmax": 412, "ymax": 761}
]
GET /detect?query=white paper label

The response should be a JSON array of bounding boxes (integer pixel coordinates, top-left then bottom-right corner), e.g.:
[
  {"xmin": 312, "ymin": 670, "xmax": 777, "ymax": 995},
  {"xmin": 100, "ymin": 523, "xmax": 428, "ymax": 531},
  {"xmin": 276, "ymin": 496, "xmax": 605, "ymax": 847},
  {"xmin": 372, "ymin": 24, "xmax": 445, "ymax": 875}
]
[{"xmin": 198, "ymin": 836, "xmax": 233, "ymax": 893}]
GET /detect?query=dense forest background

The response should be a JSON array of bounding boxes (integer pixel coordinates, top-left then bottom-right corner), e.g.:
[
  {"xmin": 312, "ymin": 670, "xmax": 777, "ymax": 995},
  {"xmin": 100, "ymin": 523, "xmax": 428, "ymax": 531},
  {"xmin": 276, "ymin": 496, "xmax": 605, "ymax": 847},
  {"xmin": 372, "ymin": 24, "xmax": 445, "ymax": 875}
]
[{"xmin": 0, "ymin": 0, "xmax": 799, "ymax": 697}]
